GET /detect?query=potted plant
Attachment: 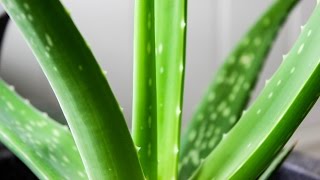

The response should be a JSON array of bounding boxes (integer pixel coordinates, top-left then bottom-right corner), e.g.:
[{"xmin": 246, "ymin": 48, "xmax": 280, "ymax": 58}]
[{"xmin": 0, "ymin": 0, "xmax": 319, "ymax": 179}]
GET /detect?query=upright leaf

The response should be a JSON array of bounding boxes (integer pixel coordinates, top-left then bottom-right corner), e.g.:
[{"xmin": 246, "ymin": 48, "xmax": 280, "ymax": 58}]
[
  {"xmin": 179, "ymin": 0, "xmax": 299, "ymax": 179},
  {"xmin": 0, "ymin": 79, "xmax": 86, "ymax": 179},
  {"xmin": 132, "ymin": 0, "xmax": 157, "ymax": 178},
  {"xmin": 191, "ymin": 3, "xmax": 320, "ymax": 179},
  {"xmin": 155, "ymin": 0, "xmax": 188, "ymax": 179},
  {"xmin": 1, "ymin": 0, "xmax": 144, "ymax": 179}
]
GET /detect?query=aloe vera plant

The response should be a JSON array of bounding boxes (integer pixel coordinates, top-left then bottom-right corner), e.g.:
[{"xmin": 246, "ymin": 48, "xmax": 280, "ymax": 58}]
[{"xmin": 0, "ymin": 0, "xmax": 319, "ymax": 179}]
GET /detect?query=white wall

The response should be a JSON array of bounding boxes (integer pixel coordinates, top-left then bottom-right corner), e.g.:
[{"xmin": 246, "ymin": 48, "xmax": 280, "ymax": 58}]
[{"xmin": 0, "ymin": 0, "xmax": 319, "ymax": 158}]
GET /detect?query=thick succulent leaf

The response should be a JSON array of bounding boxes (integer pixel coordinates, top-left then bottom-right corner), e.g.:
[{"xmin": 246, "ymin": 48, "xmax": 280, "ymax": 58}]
[
  {"xmin": 0, "ymin": 79, "xmax": 86, "ymax": 179},
  {"xmin": 1, "ymin": 0, "xmax": 144, "ymax": 179},
  {"xmin": 155, "ymin": 0, "xmax": 187, "ymax": 179},
  {"xmin": 258, "ymin": 143, "xmax": 295, "ymax": 180},
  {"xmin": 132, "ymin": 0, "xmax": 157, "ymax": 179},
  {"xmin": 179, "ymin": 0, "xmax": 299, "ymax": 179},
  {"xmin": 191, "ymin": 3, "xmax": 320, "ymax": 179}
]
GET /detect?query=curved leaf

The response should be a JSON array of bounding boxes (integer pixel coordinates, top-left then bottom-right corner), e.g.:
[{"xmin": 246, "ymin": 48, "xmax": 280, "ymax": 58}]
[
  {"xmin": 0, "ymin": 79, "xmax": 86, "ymax": 179},
  {"xmin": 1, "ymin": 0, "xmax": 144, "ymax": 179}
]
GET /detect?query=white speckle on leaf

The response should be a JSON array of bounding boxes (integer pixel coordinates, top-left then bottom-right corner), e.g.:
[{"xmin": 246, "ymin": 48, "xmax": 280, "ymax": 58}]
[
  {"xmin": 242, "ymin": 37, "xmax": 250, "ymax": 46},
  {"xmin": 257, "ymin": 109, "xmax": 261, "ymax": 115},
  {"xmin": 229, "ymin": 115, "xmax": 237, "ymax": 124},
  {"xmin": 49, "ymin": 154, "xmax": 57, "ymax": 162},
  {"xmin": 42, "ymin": 112, "xmax": 49, "ymax": 118},
  {"xmin": 26, "ymin": 125, "xmax": 33, "ymax": 131},
  {"xmin": 52, "ymin": 137, "xmax": 59, "ymax": 144},
  {"xmin": 45, "ymin": 33, "xmax": 53, "ymax": 47},
  {"xmin": 176, "ymin": 106, "xmax": 181, "ymax": 116},
  {"xmin": 78, "ymin": 171, "xmax": 85, "ymax": 178},
  {"xmin": 214, "ymin": 128, "xmax": 221, "ymax": 135},
  {"xmin": 53, "ymin": 129, "xmax": 60, "ymax": 137},
  {"xmin": 222, "ymin": 108, "xmax": 231, "ymax": 117},
  {"xmin": 45, "ymin": 52, "xmax": 50, "ymax": 58},
  {"xmin": 265, "ymin": 79, "xmax": 270, "ymax": 86},
  {"xmin": 8, "ymin": 85, "xmax": 15, "ymax": 91},
  {"xmin": 160, "ymin": 67, "xmax": 164, "ymax": 74},
  {"xmin": 174, "ymin": 144, "xmax": 179, "ymax": 154},
  {"xmin": 20, "ymin": 14, "xmax": 26, "ymax": 20},
  {"xmin": 240, "ymin": 54, "xmax": 254, "ymax": 69},
  {"xmin": 210, "ymin": 113, "xmax": 217, "ymax": 121},
  {"xmin": 254, "ymin": 37, "xmax": 261, "ymax": 46},
  {"xmin": 197, "ymin": 113, "xmax": 204, "ymax": 121},
  {"xmin": 208, "ymin": 137, "xmax": 218, "ymax": 148},
  {"xmin": 36, "ymin": 121, "xmax": 47, "ymax": 128},
  {"xmin": 72, "ymin": 145, "xmax": 78, "ymax": 151},
  {"xmin": 243, "ymin": 82, "xmax": 250, "ymax": 90},
  {"xmin": 158, "ymin": 43, "xmax": 163, "ymax": 54},
  {"xmin": 181, "ymin": 20, "xmax": 186, "ymax": 29},
  {"xmin": 307, "ymin": 30, "xmax": 312, "ymax": 37},
  {"xmin": 217, "ymin": 101, "xmax": 227, "ymax": 112},
  {"xmin": 282, "ymin": 54, "xmax": 288, "ymax": 60},
  {"xmin": 6, "ymin": 102, "xmax": 14, "ymax": 111},
  {"xmin": 188, "ymin": 130, "xmax": 197, "ymax": 141},
  {"xmin": 228, "ymin": 56, "xmax": 236, "ymax": 65},
  {"xmin": 290, "ymin": 67, "xmax": 296, "ymax": 74},
  {"xmin": 27, "ymin": 14, "xmax": 33, "ymax": 21},
  {"xmin": 23, "ymin": 3, "xmax": 30, "ymax": 10},
  {"xmin": 229, "ymin": 93, "xmax": 236, "ymax": 101},
  {"xmin": 63, "ymin": 156, "xmax": 70, "ymax": 163},
  {"xmin": 179, "ymin": 63, "xmax": 184, "ymax": 72},
  {"xmin": 277, "ymin": 80, "xmax": 282, "ymax": 86},
  {"xmin": 297, "ymin": 43, "xmax": 304, "ymax": 55},
  {"xmin": 208, "ymin": 92, "xmax": 215, "ymax": 101},
  {"xmin": 189, "ymin": 150, "xmax": 199, "ymax": 165}
]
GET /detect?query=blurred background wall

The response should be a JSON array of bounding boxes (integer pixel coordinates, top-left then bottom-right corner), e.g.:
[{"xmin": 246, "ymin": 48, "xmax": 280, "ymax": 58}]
[{"xmin": 0, "ymin": 0, "xmax": 319, "ymax": 158}]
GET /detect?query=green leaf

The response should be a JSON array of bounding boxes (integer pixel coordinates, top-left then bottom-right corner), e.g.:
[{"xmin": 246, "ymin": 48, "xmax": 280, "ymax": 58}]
[
  {"xmin": 1, "ymin": 0, "xmax": 144, "ymax": 179},
  {"xmin": 0, "ymin": 79, "xmax": 86, "ymax": 179},
  {"xmin": 191, "ymin": 3, "xmax": 320, "ymax": 179},
  {"xmin": 132, "ymin": 0, "xmax": 157, "ymax": 179},
  {"xmin": 179, "ymin": 0, "xmax": 299, "ymax": 179},
  {"xmin": 155, "ymin": 0, "xmax": 187, "ymax": 179},
  {"xmin": 258, "ymin": 143, "xmax": 296, "ymax": 180}
]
